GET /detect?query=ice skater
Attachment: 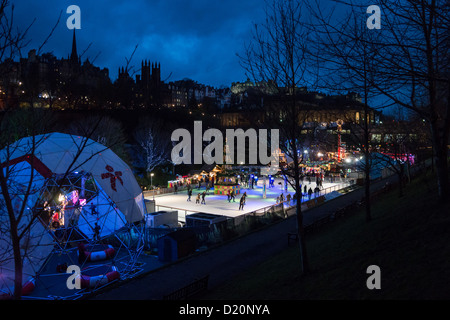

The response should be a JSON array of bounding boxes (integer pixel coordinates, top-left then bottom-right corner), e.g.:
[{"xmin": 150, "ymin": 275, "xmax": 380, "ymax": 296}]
[
  {"xmin": 239, "ymin": 195, "xmax": 245, "ymax": 210},
  {"xmin": 314, "ymin": 186, "xmax": 320, "ymax": 197},
  {"xmin": 201, "ymin": 191, "xmax": 206, "ymax": 204},
  {"xmin": 187, "ymin": 188, "xmax": 192, "ymax": 201},
  {"xmin": 196, "ymin": 193, "xmax": 201, "ymax": 204},
  {"xmin": 286, "ymin": 193, "xmax": 291, "ymax": 206}
]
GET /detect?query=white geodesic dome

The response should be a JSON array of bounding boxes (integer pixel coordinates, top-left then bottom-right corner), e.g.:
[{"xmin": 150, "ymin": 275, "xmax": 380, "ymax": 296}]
[
  {"xmin": 0, "ymin": 132, "xmax": 146, "ymax": 298},
  {"xmin": 1, "ymin": 132, "xmax": 145, "ymax": 223}
]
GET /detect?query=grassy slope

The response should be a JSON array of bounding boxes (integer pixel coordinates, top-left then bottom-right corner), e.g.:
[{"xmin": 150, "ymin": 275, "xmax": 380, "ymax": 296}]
[{"xmin": 203, "ymin": 170, "xmax": 450, "ymax": 300}]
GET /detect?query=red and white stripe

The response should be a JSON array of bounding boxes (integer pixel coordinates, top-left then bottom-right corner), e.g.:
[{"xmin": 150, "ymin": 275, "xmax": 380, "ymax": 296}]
[{"xmin": 78, "ymin": 266, "xmax": 120, "ymax": 289}]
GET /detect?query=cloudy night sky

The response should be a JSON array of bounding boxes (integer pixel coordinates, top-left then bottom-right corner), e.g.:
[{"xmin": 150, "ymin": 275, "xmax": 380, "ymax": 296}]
[{"xmin": 12, "ymin": 0, "xmax": 265, "ymax": 88}]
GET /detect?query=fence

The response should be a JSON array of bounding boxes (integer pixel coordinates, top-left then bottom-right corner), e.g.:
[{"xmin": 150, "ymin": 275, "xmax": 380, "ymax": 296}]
[
  {"xmin": 143, "ymin": 182, "xmax": 208, "ymax": 199},
  {"xmin": 144, "ymin": 177, "xmax": 353, "ymax": 199},
  {"xmin": 163, "ymin": 275, "xmax": 210, "ymax": 300},
  {"xmin": 152, "ymin": 204, "xmax": 200, "ymax": 225},
  {"xmin": 150, "ymin": 181, "xmax": 353, "ymax": 227}
]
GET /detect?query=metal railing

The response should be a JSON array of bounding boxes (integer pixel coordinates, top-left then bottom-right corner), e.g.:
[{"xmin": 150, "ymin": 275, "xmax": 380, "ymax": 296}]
[
  {"xmin": 149, "ymin": 181, "xmax": 353, "ymax": 227},
  {"xmin": 163, "ymin": 275, "xmax": 210, "ymax": 300},
  {"xmin": 143, "ymin": 177, "xmax": 354, "ymax": 199},
  {"xmin": 143, "ymin": 182, "xmax": 208, "ymax": 198}
]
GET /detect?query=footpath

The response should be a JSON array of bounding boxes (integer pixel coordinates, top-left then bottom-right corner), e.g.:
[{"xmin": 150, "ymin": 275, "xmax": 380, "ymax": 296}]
[{"xmin": 91, "ymin": 174, "xmax": 399, "ymax": 300}]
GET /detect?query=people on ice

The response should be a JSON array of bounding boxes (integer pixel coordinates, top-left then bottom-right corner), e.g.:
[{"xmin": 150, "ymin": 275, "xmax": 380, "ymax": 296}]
[
  {"xmin": 201, "ymin": 191, "xmax": 206, "ymax": 204},
  {"xmin": 239, "ymin": 195, "xmax": 245, "ymax": 211}
]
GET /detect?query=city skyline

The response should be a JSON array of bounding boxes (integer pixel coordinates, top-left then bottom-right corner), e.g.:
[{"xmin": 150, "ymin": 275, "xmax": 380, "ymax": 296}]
[
  {"xmin": 12, "ymin": 0, "xmax": 266, "ymax": 88},
  {"xmin": 0, "ymin": 0, "xmax": 448, "ymax": 303}
]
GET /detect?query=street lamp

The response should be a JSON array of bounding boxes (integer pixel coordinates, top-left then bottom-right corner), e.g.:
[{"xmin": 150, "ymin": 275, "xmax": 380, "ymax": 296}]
[{"xmin": 150, "ymin": 173, "xmax": 155, "ymax": 200}]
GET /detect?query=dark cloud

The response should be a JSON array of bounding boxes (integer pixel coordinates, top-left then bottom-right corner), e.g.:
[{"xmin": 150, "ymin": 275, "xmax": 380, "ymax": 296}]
[{"xmin": 12, "ymin": 0, "xmax": 265, "ymax": 87}]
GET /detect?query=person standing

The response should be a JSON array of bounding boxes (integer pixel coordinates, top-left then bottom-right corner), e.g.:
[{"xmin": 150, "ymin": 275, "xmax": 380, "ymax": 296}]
[
  {"xmin": 239, "ymin": 195, "xmax": 245, "ymax": 210},
  {"xmin": 90, "ymin": 202, "xmax": 97, "ymax": 215},
  {"xmin": 187, "ymin": 188, "xmax": 192, "ymax": 201},
  {"xmin": 314, "ymin": 186, "xmax": 320, "ymax": 197},
  {"xmin": 201, "ymin": 191, "xmax": 206, "ymax": 204},
  {"xmin": 93, "ymin": 222, "xmax": 101, "ymax": 241},
  {"xmin": 308, "ymin": 187, "xmax": 313, "ymax": 200},
  {"xmin": 196, "ymin": 193, "xmax": 201, "ymax": 204}
]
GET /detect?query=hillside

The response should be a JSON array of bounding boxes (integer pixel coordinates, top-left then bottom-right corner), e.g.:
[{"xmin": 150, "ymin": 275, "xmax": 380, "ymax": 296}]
[{"xmin": 203, "ymin": 169, "xmax": 450, "ymax": 299}]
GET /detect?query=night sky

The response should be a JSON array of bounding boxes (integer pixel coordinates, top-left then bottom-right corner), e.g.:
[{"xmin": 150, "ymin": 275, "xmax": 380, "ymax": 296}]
[{"xmin": 13, "ymin": 0, "xmax": 265, "ymax": 87}]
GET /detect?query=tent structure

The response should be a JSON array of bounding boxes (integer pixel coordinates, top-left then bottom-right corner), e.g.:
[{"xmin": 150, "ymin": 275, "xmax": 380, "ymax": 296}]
[{"xmin": 0, "ymin": 132, "xmax": 146, "ymax": 299}]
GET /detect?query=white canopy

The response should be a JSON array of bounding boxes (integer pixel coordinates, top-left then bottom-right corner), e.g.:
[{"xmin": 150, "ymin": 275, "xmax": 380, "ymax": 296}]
[{"xmin": 1, "ymin": 132, "xmax": 145, "ymax": 223}]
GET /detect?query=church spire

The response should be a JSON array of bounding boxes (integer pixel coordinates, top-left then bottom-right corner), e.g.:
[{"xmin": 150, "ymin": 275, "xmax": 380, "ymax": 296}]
[{"xmin": 70, "ymin": 29, "xmax": 79, "ymax": 64}]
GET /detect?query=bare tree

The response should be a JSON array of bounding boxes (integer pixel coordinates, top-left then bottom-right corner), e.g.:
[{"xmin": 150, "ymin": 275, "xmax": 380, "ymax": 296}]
[
  {"xmin": 133, "ymin": 117, "xmax": 171, "ymax": 179},
  {"xmin": 0, "ymin": 131, "xmax": 115, "ymax": 299},
  {"xmin": 66, "ymin": 115, "xmax": 129, "ymax": 163},
  {"xmin": 238, "ymin": 0, "xmax": 316, "ymax": 274},
  {"xmin": 376, "ymin": 115, "xmax": 414, "ymax": 197},
  {"xmin": 309, "ymin": 0, "xmax": 450, "ymax": 203},
  {"xmin": 0, "ymin": 1, "xmax": 111, "ymax": 299},
  {"xmin": 306, "ymin": 0, "xmax": 393, "ymax": 221}
]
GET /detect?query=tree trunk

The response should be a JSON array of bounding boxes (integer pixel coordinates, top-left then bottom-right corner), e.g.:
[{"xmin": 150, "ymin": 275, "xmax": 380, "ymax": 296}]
[
  {"xmin": 364, "ymin": 166, "xmax": 371, "ymax": 222},
  {"xmin": 434, "ymin": 143, "xmax": 449, "ymax": 204},
  {"xmin": 397, "ymin": 170, "xmax": 404, "ymax": 198},
  {"xmin": 293, "ymin": 149, "xmax": 309, "ymax": 275},
  {"xmin": 430, "ymin": 122, "xmax": 450, "ymax": 204},
  {"xmin": 296, "ymin": 188, "xmax": 309, "ymax": 275},
  {"xmin": 0, "ymin": 168, "xmax": 23, "ymax": 299},
  {"xmin": 12, "ymin": 230, "xmax": 23, "ymax": 300}
]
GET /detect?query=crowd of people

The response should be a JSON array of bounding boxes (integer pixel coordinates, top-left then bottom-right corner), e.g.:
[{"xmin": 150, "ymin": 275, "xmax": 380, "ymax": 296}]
[
  {"xmin": 187, "ymin": 186, "xmax": 249, "ymax": 211},
  {"xmin": 183, "ymin": 173, "xmax": 328, "ymax": 212}
]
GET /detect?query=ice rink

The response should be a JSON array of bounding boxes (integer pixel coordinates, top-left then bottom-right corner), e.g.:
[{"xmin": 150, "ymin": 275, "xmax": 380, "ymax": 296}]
[{"xmin": 147, "ymin": 177, "xmax": 348, "ymax": 221}]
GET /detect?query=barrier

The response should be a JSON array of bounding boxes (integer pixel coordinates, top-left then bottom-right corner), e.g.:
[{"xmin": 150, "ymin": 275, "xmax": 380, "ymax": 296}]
[{"xmin": 163, "ymin": 275, "xmax": 209, "ymax": 300}]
